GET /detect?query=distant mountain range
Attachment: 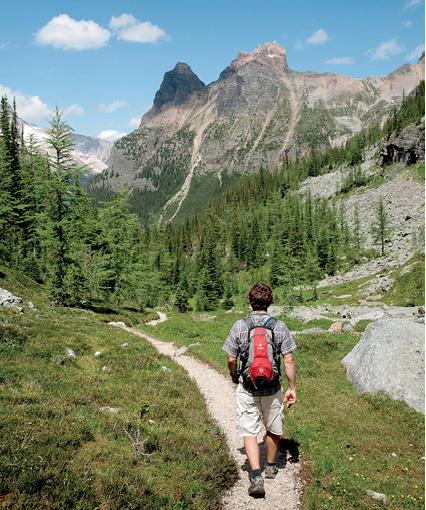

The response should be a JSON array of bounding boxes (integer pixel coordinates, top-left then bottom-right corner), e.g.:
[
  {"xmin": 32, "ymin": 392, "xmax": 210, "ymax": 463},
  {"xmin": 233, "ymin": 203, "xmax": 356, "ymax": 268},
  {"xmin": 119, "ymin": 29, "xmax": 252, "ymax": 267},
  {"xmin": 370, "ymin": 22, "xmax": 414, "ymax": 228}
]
[
  {"xmin": 21, "ymin": 119, "xmax": 113, "ymax": 175},
  {"xmin": 87, "ymin": 42, "xmax": 424, "ymax": 222}
]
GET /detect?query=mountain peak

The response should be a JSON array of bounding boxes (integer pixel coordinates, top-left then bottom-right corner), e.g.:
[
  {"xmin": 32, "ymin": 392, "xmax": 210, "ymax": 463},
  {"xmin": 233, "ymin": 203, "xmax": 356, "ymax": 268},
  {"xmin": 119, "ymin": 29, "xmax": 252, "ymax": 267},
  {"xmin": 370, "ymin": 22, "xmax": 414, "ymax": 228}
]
[
  {"xmin": 152, "ymin": 62, "xmax": 206, "ymax": 112},
  {"xmin": 230, "ymin": 41, "xmax": 289, "ymax": 72}
]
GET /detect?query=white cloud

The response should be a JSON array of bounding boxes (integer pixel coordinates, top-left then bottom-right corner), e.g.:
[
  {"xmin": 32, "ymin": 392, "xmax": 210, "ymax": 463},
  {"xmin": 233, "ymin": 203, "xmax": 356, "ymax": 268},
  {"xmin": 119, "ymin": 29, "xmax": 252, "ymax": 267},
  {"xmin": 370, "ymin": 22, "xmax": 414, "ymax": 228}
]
[
  {"xmin": 64, "ymin": 104, "xmax": 85, "ymax": 116},
  {"xmin": 109, "ymin": 13, "xmax": 169, "ymax": 43},
  {"xmin": 98, "ymin": 100, "xmax": 129, "ymax": 113},
  {"xmin": 406, "ymin": 44, "xmax": 425, "ymax": 61},
  {"xmin": 325, "ymin": 57, "xmax": 354, "ymax": 65},
  {"xmin": 0, "ymin": 85, "xmax": 52, "ymax": 123},
  {"xmin": 98, "ymin": 130, "xmax": 127, "ymax": 142},
  {"xmin": 403, "ymin": 0, "xmax": 423, "ymax": 10},
  {"xmin": 402, "ymin": 20, "xmax": 413, "ymax": 27},
  {"xmin": 369, "ymin": 39, "xmax": 406, "ymax": 60},
  {"xmin": 34, "ymin": 14, "xmax": 110, "ymax": 51},
  {"xmin": 129, "ymin": 116, "xmax": 142, "ymax": 128},
  {"xmin": 306, "ymin": 29, "xmax": 329, "ymax": 45}
]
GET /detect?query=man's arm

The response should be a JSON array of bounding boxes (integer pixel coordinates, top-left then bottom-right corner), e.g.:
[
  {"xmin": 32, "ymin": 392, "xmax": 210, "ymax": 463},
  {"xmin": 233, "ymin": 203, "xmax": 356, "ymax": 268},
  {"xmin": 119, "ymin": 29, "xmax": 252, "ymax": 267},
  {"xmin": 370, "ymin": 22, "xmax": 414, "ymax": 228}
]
[
  {"xmin": 282, "ymin": 352, "xmax": 296, "ymax": 408},
  {"xmin": 227, "ymin": 355, "xmax": 239, "ymax": 384}
]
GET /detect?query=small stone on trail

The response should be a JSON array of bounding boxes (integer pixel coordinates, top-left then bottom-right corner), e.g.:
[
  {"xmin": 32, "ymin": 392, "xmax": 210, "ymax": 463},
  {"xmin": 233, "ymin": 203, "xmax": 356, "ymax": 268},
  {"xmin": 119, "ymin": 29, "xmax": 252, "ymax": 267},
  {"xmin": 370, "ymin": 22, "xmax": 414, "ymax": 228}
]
[{"xmin": 95, "ymin": 351, "xmax": 102, "ymax": 356}]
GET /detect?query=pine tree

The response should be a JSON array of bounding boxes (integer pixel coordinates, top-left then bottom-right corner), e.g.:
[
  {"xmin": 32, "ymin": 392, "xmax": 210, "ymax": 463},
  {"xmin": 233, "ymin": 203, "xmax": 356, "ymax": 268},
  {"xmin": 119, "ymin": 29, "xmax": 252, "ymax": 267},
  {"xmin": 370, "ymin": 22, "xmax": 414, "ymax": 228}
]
[
  {"xmin": 100, "ymin": 189, "xmax": 141, "ymax": 310},
  {"xmin": 37, "ymin": 108, "xmax": 88, "ymax": 305},
  {"xmin": 371, "ymin": 197, "xmax": 392, "ymax": 256}
]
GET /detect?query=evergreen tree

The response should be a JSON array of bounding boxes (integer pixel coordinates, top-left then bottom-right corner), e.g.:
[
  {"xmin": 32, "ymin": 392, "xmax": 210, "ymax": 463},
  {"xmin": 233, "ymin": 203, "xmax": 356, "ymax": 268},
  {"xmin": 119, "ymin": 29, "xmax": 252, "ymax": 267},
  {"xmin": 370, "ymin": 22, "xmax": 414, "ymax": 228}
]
[
  {"xmin": 99, "ymin": 190, "xmax": 140, "ymax": 310},
  {"xmin": 37, "ymin": 108, "xmax": 88, "ymax": 305},
  {"xmin": 371, "ymin": 197, "xmax": 392, "ymax": 256}
]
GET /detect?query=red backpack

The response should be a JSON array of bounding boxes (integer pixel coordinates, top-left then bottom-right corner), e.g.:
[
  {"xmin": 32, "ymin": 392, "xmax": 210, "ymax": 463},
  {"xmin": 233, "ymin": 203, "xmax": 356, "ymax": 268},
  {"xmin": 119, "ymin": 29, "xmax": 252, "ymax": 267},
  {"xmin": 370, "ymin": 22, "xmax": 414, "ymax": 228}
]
[{"xmin": 238, "ymin": 316, "xmax": 281, "ymax": 390}]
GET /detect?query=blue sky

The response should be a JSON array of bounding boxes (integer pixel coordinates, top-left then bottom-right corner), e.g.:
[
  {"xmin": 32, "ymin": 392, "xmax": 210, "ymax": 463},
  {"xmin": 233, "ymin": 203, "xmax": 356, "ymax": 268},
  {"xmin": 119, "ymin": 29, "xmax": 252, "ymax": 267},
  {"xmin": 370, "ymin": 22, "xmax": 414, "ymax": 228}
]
[{"xmin": 0, "ymin": 0, "xmax": 424, "ymax": 140}]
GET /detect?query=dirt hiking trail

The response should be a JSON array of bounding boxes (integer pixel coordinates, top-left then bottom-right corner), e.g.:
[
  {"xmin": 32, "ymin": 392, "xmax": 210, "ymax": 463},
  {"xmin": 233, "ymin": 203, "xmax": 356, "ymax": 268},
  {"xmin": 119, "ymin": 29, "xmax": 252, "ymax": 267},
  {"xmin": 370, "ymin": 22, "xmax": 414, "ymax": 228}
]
[{"xmin": 116, "ymin": 324, "xmax": 303, "ymax": 509}]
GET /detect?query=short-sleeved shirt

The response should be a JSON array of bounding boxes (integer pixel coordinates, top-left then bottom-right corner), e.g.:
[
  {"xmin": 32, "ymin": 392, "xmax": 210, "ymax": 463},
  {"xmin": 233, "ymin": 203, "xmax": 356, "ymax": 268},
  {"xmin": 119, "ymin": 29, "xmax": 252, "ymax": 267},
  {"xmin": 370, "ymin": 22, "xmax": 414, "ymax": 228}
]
[{"xmin": 222, "ymin": 311, "xmax": 297, "ymax": 397}]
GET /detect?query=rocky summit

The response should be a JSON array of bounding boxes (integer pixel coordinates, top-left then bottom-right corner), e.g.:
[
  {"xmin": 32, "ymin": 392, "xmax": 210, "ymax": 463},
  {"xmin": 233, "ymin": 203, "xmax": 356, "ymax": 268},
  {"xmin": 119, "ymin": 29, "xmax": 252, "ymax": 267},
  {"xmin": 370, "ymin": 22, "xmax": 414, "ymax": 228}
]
[{"xmin": 91, "ymin": 42, "xmax": 424, "ymax": 222}]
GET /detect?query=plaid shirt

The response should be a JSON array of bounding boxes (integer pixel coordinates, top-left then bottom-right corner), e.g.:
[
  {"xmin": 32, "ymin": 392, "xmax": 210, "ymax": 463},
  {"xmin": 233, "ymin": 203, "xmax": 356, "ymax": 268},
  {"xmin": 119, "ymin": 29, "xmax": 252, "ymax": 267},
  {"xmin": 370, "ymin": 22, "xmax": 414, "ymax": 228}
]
[{"xmin": 223, "ymin": 311, "xmax": 297, "ymax": 396}]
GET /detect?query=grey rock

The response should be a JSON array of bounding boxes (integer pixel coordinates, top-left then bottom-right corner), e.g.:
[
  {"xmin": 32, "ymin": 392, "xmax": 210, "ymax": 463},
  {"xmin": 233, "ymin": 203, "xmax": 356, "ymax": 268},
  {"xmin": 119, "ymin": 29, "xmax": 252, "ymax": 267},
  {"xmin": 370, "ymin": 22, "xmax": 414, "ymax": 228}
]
[
  {"xmin": 65, "ymin": 348, "xmax": 76, "ymax": 359},
  {"xmin": 28, "ymin": 301, "xmax": 37, "ymax": 311},
  {"xmin": 378, "ymin": 124, "xmax": 425, "ymax": 167},
  {"xmin": 366, "ymin": 490, "xmax": 387, "ymax": 503},
  {"xmin": 99, "ymin": 407, "xmax": 120, "ymax": 413},
  {"xmin": 343, "ymin": 323, "xmax": 355, "ymax": 333},
  {"xmin": 108, "ymin": 321, "xmax": 126, "ymax": 327},
  {"xmin": 298, "ymin": 327, "xmax": 329, "ymax": 335},
  {"xmin": 342, "ymin": 319, "xmax": 425, "ymax": 413},
  {"xmin": 0, "ymin": 288, "xmax": 23, "ymax": 308}
]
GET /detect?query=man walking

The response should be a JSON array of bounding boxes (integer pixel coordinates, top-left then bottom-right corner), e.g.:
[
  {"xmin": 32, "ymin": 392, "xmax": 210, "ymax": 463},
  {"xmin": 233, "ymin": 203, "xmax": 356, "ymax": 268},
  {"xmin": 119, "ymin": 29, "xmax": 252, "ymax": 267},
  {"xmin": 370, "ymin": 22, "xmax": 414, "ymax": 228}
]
[{"xmin": 223, "ymin": 282, "xmax": 297, "ymax": 497}]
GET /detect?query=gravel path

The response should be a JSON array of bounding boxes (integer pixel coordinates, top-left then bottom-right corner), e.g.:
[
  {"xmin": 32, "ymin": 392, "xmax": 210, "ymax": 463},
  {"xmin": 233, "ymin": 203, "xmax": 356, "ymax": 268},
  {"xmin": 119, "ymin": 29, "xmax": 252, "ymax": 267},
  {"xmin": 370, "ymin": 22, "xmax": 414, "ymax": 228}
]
[{"xmin": 115, "ymin": 324, "xmax": 303, "ymax": 509}]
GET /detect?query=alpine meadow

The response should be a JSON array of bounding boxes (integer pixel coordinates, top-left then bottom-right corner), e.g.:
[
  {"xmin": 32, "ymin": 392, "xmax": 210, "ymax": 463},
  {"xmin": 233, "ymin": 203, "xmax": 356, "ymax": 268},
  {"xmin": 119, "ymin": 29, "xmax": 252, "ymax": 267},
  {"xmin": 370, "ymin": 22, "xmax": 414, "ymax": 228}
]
[{"xmin": 0, "ymin": 37, "xmax": 425, "ymax": 510}]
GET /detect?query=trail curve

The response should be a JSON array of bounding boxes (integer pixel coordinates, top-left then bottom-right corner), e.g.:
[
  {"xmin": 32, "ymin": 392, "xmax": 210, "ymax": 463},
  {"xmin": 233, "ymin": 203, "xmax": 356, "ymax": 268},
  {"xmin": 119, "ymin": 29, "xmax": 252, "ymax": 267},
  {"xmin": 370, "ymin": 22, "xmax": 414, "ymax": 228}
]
[{"xmin": 111, "ymin": 323, "xmax": 303, "ymax": 509}]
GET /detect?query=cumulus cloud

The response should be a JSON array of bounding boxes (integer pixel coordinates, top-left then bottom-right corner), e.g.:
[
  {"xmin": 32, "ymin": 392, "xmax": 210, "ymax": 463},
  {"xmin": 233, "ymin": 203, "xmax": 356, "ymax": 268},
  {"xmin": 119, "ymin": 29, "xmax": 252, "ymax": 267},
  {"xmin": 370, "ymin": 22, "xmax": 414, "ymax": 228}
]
[
  {"xmin": 64, "ymin": 104, "xmax": 85, "ymax": 116},
  {"xmin": 98, "ymin": 130, "xmax": 127, "ymax": 142},
  {"xmin": 306, "ymin": 28, "xmax": 329, "ymax": 45},
  {"xmin": 405, "ymin": 44, "xmax": 425, "ymax": 61},
  {"xmin": 0, "ymin": 85, "xmax": 51, "ymax": 123},
  {"xmin": 109, "ymin": 13, "xmax": 169, "ymax": 43},
  {"xmin": 34, "ymin": 14, "xmax": 110, "ymax": 51},
  {"xmin": 402, "ymin": 20, "xmax": 413, "ymax": 27},
  {"xmin": 325, "ymin": 57, "xmax": 354, "ymax": 65},
  {"xmin": 98, "ymin": 100, "xmax": 129, "ymax": 113},
  {"xmin": 403, "ymin": 0, "xmax": 423, "ymax": 10},
  {"xmin": 368, "ymin": 39, "xmax": 406, "ymax": 60}
]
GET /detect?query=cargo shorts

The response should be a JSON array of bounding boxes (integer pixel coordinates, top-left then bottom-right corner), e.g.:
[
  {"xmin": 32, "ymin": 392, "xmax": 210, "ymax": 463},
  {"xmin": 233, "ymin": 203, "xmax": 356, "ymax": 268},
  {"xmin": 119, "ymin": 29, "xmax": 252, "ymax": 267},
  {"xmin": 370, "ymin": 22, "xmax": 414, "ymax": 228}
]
[{"xmin": 235, "ymin": 384, "xmax": 284, "ymax": 437}]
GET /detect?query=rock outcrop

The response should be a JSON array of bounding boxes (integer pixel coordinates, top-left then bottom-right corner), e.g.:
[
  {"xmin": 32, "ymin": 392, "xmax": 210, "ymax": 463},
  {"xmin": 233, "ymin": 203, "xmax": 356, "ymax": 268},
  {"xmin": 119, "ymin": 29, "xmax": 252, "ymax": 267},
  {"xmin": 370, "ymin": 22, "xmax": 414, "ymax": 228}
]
[
  {"xmin": 379, "ymin": 124, "xmax": 425, "ymax": 167},
  {"xmin": 342, "ymin": 319, "xmax": 425, "ymax": 413}
]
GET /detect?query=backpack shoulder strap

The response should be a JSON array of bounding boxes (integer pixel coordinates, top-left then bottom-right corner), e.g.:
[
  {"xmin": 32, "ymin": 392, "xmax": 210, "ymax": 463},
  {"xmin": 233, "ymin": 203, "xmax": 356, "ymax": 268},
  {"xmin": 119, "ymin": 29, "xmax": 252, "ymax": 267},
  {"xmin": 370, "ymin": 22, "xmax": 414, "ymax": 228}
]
[
  {"xmin": 263, "ymin": 317, "xmax": 277, "ymax": 330},
  {"xmin": 243, "ymin": 316, "xmax": 256, "ymax": 330}
]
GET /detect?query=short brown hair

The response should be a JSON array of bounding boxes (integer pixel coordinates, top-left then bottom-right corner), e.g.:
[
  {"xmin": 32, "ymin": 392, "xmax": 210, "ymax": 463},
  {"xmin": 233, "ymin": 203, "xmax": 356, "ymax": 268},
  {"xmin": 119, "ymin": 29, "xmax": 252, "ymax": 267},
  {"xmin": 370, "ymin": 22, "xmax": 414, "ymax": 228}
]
[{"xmin": 249, "ymin": 283, "xmax": 273, "ymax": 311}]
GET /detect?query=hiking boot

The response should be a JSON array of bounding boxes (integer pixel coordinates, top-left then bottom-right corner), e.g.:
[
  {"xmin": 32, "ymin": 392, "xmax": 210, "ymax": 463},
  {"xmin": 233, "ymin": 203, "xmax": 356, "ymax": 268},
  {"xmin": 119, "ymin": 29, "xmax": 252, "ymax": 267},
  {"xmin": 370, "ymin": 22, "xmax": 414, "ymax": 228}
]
[
  {"xmin": 248, "ymin": 475, "xmax": 265, "ymax": 497},
  {"xmin": 264, "ymin": 463, "xmax": 279, "ymax": 479}
]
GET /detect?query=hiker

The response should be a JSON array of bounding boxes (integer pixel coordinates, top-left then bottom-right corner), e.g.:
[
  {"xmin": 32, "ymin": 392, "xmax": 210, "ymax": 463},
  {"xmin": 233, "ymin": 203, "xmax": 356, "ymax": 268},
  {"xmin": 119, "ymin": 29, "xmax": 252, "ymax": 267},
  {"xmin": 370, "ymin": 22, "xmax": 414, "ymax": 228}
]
[{"xmin": 222, "ymin": 282, "xmax": 297, "ymax": 497}]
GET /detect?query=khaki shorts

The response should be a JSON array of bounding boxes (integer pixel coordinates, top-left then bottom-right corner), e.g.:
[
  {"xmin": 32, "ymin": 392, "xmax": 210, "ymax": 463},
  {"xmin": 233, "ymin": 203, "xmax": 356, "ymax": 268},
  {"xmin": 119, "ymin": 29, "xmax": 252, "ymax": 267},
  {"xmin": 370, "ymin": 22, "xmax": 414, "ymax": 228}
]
[{"xmin": 235, "ymin": 384, "xmax": 284, "ymax": 437}]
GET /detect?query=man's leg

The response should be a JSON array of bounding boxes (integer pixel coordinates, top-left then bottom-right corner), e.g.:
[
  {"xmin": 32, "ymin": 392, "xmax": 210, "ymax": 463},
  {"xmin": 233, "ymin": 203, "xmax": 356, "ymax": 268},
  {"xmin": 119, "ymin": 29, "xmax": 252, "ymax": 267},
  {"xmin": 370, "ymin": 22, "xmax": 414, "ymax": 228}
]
[
  {"xmin": 261, "ymin": 392, "xmax": 283, "ymax": 479},
  {"xmin": 244, "ymin": 435, "xmax": 260, "ymax": 470},
  {"xmin": 265, "ymin": 430, "xmax": 280, "ymax": 464}
]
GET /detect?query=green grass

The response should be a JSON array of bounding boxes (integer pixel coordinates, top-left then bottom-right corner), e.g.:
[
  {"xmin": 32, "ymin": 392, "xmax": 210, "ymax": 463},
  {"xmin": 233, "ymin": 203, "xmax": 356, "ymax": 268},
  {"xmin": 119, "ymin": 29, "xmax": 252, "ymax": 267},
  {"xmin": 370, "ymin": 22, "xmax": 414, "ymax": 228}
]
[
  {"xmin": 140, "ymin": 310, "xmax": 425, "ymax": 510},
  {"xmin": 0, "ymin": 280, "xmax": 236, "ymax": 508}
]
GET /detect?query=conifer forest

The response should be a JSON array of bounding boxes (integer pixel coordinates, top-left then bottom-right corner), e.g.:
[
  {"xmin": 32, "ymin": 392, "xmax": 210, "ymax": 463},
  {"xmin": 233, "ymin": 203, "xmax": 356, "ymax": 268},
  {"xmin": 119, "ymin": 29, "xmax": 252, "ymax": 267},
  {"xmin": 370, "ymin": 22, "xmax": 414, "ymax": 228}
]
[{"xmin": 0, "ymin": 82, "xmax": 424, "ymax": 312}]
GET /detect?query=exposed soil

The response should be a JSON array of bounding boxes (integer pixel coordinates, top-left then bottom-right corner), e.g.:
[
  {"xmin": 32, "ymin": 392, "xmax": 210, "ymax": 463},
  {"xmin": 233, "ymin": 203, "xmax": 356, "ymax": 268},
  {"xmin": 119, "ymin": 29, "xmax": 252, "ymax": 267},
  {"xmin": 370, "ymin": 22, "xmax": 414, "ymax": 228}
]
[{"xmin": 116, "ymin": 324, "xmax": 303, "ymax": 509}]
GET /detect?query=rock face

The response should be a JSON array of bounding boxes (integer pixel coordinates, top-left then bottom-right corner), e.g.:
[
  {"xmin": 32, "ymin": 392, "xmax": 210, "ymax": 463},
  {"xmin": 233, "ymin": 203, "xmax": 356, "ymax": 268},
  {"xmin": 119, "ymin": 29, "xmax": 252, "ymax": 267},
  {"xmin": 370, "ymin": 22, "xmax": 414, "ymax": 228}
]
[
  {"xmin": 151, "ymin": 63, "xmax": 206, "ymax": 114},
  {"xmin": 342, "ymin": 319, "xmax": 425, "ymax": 413},
  {"xmin": 379, "ymin": 124, "xmax": 425, "ymax": 166},
  {"xmin": 93, "ymin": 43, "xmax": 424, "ymax": 223}
]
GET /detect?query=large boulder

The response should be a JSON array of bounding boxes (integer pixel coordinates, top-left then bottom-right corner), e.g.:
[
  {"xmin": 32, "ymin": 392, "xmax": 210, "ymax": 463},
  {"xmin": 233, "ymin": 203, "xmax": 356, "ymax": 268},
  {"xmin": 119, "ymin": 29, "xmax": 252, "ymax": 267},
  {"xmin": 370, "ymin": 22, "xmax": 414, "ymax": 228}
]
[{"xmin": 342, "ymin": 319, "xmax": 425, "ymax": 413}]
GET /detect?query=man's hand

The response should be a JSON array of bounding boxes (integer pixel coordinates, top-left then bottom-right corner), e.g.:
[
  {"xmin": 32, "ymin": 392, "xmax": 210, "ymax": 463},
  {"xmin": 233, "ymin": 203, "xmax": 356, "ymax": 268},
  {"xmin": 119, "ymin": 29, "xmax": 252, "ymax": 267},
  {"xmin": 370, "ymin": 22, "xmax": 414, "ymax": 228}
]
[
  {"xmin": 283, "ymin": 388, "xmax": 296, "ymax": 409},
  {"xmin": 230, "ymin": 374, "xmax": 239, "ymax": 384}
]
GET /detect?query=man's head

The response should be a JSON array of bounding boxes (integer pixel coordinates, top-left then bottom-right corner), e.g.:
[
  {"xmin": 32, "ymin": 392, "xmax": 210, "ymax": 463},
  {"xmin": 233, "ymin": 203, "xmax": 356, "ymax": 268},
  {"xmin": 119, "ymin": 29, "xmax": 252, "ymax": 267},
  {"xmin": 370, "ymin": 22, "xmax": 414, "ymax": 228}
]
[{"xmin": 249, "ymin": 282, "xmax": 273, "ymax": 311}]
